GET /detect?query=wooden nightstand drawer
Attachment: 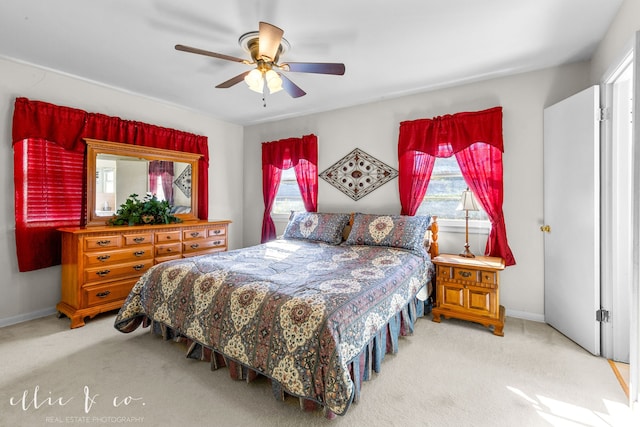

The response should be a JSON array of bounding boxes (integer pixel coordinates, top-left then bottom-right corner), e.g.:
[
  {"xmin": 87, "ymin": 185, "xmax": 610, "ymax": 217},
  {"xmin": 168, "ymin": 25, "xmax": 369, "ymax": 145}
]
[
  {"xmin": 453, "ymin": 267, "xmax": 477, "ymax": 282},
  {"xmin": 436, "ymin": 266, "xmax": 452, "ymax": 280},
  {"xmin": 480, "ymin": 271, "xmax": 497, "ymax": 285}
]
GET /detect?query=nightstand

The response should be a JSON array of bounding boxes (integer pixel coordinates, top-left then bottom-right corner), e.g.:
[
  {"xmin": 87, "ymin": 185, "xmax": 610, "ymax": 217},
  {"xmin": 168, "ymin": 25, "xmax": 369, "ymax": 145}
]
[{"xmin": 431, "ymin": 254, "xmax": 506, "ymax": 336}]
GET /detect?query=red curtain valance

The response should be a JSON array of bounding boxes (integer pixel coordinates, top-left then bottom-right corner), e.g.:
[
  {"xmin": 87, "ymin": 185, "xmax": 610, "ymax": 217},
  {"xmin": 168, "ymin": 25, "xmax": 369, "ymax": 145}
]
[
  {"xmin": 12, "ymin": 97, "xmax": 209, "ymax": 219},
  {"xmin": 398, "ymin": 106, "xmax": 503, "ymax": 157},
  {"xmin": 261, "ymin": 134, "xmax": 318, "ymax": 168}
]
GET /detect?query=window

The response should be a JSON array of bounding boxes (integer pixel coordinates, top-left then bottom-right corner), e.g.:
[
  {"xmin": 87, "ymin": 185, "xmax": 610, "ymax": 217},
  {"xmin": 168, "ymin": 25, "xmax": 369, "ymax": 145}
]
[
  {"xmin": 272, "ymin": 167, "xmax": 305, "ymax": 215},
  {"xmin": 15, "ymin": 138, "xmax": 84, "ymax": 225},
  {"xmin": 417, "ymin": 156, "xmax": 488, "ymax": 222}
]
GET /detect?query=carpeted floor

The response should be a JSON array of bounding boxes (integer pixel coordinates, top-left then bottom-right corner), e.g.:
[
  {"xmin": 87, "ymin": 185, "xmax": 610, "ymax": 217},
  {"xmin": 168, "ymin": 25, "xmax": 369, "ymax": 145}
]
[{"xmin": 1, "ymin": 313, "xmax": 638, "ymax": 427}]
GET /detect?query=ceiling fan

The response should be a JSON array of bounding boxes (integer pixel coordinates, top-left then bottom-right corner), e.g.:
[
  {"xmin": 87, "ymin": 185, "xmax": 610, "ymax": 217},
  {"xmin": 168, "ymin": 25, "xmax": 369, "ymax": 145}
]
[{"xmin": 175, "ymin": 21, "xmax": 345, "ymax": 98}]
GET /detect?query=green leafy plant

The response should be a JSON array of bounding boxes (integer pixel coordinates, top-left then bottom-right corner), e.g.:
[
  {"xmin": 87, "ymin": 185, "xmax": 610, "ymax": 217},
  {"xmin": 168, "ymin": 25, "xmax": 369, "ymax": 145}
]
[{"xmin": 108, "ymin": 193, "xmax": 182, "ymax": 226}]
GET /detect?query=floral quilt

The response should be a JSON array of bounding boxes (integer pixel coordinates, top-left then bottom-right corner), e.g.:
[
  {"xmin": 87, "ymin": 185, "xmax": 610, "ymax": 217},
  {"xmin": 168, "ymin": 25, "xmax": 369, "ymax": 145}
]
[{"xmin": 114, "ymin": 239, "xmax": 433, "ymax": 415}]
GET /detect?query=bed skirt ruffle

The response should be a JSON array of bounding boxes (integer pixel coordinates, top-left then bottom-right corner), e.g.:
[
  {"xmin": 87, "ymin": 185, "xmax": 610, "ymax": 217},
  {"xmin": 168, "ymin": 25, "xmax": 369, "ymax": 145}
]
[{"xmin": 140, "ymin": 296, "xmax": 430, "ymax": 419}]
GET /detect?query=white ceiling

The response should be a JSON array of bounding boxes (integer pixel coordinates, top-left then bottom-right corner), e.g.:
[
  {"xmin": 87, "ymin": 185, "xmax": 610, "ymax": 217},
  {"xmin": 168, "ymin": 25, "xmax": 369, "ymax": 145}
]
[{"xmin": 0, "ymin": 0, "xmax": 624, "ymax": 126}]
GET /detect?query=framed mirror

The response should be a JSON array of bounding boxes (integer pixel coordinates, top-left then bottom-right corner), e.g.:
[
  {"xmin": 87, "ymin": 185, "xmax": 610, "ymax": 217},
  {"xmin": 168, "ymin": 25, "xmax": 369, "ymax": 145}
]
[{"xmin": 85, "ymin": 138, "xmax": 202, "ymax": 226}]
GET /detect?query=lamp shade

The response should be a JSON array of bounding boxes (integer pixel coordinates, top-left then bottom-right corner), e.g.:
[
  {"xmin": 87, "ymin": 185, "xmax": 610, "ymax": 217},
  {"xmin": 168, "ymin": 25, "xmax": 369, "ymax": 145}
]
[
  {"xmin": 265, "ymin": 69, "xmax": 283, "ymax": 93},
  {"xmin": 244, "ymin": 69, "xmax": 264, "ymax": 93},
  {"xmin": 457, "ymin": 188, "xmax": 479, "ymax": 211}
]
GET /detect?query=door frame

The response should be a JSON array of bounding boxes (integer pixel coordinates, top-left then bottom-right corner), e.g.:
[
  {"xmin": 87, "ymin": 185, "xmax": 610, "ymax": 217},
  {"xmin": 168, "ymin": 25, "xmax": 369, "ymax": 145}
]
[{"xmin": 600, "ymin": 31, "xmax": 640, "ymax": 409}]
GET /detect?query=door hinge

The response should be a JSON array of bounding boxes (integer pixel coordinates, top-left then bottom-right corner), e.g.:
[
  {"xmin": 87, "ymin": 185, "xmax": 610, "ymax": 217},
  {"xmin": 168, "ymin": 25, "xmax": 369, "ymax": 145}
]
[
  {"xmin": 599, "ymin": 107, "xmax": 611, "ymax": 121},
  {"xmin": 596, "ymin": 309, "xmax": 610, "ymax": 322}
]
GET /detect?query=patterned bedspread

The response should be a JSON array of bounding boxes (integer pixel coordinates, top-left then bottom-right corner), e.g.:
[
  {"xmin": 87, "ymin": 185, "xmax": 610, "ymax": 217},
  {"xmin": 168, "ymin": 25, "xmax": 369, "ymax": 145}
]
[{"xmin": 114, "ymin": 239, "xmax": 433, "ymax": 415}]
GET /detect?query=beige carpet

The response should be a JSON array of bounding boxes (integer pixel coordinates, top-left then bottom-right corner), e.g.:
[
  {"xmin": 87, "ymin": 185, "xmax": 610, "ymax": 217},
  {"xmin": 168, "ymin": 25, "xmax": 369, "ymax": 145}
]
[{"xmin": 1, "ymin": 313, "xmax": 638, "ymax": 427}]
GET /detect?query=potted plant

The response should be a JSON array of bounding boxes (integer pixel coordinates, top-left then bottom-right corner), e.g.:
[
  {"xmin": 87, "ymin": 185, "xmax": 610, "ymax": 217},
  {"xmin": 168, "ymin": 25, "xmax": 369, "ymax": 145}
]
[{"xmin": 108, "ymin": 193, "xmax": 182, "ymax": 226}]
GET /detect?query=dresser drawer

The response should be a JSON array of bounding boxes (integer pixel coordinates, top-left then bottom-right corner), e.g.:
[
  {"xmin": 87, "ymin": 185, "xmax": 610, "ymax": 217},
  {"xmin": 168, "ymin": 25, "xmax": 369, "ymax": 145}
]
[
  {"xmin": 84, "ymin": 259, "xmax": 153, "ymax": 284},
  {"xmin": 156, "ymin": 230, "xmax": 181, "ymax": 243},
  {"xmin": 156, "ymin": 243, "xmax": 182, "ymax": 257},
  {"xmin": 84, "ymin": 235, "xmax": 121, "ymax": 251},
  {"xmin": 83, "ymin": 279, "xmax": 137, "ymax": 307},
  {"xmin": 208, "ymin": 226, "xmax": 227, "ymax": 238},
  {"xmin": 183, "ymin": 237, "xmax": 226, "ymax": 254},
  {"xmin": 183, "ymin": 228, "xmax": 207, "ymax": 240},
  {"xmin": 83, "ymin": 246, "xmax": 153, "ymax": 267},
  {"xmin": 123, "ymin": 233, "xmax": 153, "ymax": 246}
]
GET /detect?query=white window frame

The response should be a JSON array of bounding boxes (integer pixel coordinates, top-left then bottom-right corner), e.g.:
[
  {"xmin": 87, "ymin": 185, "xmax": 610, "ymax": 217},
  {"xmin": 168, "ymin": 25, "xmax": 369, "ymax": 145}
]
[
  {"xmin": 272, "ymin": 167, "xmax": 305, "ymax": 220},
  {"xmin": 419, "ymin": 157, "xmax": 491, "ymax": 234}
]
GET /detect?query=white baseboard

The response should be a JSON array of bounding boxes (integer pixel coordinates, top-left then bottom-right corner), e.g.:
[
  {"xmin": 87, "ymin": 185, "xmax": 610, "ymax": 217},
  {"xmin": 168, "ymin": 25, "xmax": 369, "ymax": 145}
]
[
  {"xmin": 0, "ymin": 307, "xmax": 57, "ymax": 328},
  {"xmin": 505, "ymin": 308, "xmax": 545, "ymax": 323}
]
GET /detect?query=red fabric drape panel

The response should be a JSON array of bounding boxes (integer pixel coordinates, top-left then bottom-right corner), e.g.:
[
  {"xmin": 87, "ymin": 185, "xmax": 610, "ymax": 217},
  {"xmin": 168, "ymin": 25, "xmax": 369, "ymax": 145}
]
[
  {"xmin": 455, "ymin": 144, "xmax": 515, "ymax": 266},
  {"xmin": 397, "ymin": 106, "xmax": 515, "ymax": 265},
  {"xmin": 261, "ymin": 134, "xmax": 318, "ymax": 243},
  {"xmin": 398, "ymin": 151, "xmax": 436, "ymax": 216},
  {"xmin": 12, "ymin": 97, "xmax": 210, "ymax": 271}
]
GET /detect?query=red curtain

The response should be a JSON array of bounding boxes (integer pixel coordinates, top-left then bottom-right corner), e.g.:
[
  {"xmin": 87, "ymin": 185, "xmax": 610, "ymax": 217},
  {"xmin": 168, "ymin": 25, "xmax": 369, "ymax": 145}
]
[
  {"xmin": 397, "ymin": 106, "xmax": 515, "ymax": 266},
  {"xmin": 149, "ymin": 161, "xmax": 174, "ymax": 204},
  {"xmin": 261, "ymin": 134, "xmax": 318, "ymax": 243},
  {"xmin": 12, "ymin": 97, "xmax": 209, "ymax": 272}
]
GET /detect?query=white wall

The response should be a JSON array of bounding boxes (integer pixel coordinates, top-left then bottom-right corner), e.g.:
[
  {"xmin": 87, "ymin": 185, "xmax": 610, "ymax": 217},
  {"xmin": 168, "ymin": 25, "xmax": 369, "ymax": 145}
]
[
  {"xmin": 0, "ymin": 58, "xmax": 244, "ymax": 326},
  {"xmin": 243, "ymin": 62, "xmax": 591, "ymax": 321},
  {"xmin": 590, "ymin": 0, "xmax": 640, "ymax": 83}
]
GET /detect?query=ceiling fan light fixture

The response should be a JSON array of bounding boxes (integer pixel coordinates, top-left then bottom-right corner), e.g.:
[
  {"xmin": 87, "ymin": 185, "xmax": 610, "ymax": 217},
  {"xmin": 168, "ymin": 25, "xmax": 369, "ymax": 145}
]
[
  {"xmin": 265, "ymin": 69, "xmax": 283, "ymax": 94},
  {"xmin": 244, "ymin": 69, "xmax": 264, "ymax": 93}
]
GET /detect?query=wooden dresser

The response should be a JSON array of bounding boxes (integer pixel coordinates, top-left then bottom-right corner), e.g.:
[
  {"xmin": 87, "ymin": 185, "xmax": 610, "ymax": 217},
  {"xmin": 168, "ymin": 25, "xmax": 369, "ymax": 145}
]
[
  {"xmin": 431, "ymin": 254, "xmax": 506, "ymax": 336},
  {"xmin": 57, "ymin": 220, "xmax": 231, "ymax": 328}
]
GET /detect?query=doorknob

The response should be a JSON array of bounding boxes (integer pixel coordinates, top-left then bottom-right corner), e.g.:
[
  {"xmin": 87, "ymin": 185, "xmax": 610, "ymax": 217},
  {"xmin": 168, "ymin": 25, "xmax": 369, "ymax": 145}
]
[{"xmin": 540, "ymin": 225, "xmax": 551, "ymax": 233}]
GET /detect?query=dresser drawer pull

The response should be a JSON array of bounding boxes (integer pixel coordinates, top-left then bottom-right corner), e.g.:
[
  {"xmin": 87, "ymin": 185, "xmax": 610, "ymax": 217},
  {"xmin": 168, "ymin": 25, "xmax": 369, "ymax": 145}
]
[
  {"xmin": 133, "ymin": 250, "xmax": 145, "ymax": 257},
  {"xmin": 96, "ymin": 270, "xmax": 110, "ymax": 277},
  {"xmin": 165, "ymin": 248, "xmax": 173, "ymax": 253},
  {"xmin": 132, "ymin": 264, "xmax": 145, "ymax": 271},
  {"xmin": 97, "ymin": 240, "xmax": 111, "ymax": 246},
  {"xmin": 212, "ymin": 229, "xmax": 222, "ymax": 235},
  {"xmin": 96, "ymin": 291, "xmax": 111, "ymax": 298},
  {"xmin": 133, "ymin": 237, "xmax": 145, "ymax": 243},
  {"xmin": 459, "ymin": 271, "xmax": 472, "ymax": 278},
  {"xmin": 96, "ymin": 255, "xmax": 111, "ymax": 262},
  {"xmin": 213, "ymin": 240, "xmax": 223, "ymax": 246},
  {"xmin": 165, "ymin": 235, "xmax": 172, "ymax": 240},
  {"xmin": 190, "ymin": 243, "xmax": 200, "ymax": 249},
  {"xmin": 190, "ymin": 232, "xmax": 201, "ymax": 237}
]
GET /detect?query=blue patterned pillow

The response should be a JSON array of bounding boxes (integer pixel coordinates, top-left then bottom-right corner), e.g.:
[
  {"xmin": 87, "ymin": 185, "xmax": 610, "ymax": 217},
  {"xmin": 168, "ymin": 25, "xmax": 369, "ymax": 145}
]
[
  {"xmin": 345, "ymin": 213, "xmax": 431, "ymax": 254},
  {"xmin": 283, "ymin": 212, "xmax": 351, "ymax": 245}
]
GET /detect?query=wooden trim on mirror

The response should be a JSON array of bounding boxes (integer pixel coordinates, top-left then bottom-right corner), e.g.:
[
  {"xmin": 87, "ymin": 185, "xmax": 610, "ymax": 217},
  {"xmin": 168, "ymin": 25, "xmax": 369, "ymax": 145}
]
[{"xmin": 85, "ymin": 138, "xmax": 202, "ymax": 227}]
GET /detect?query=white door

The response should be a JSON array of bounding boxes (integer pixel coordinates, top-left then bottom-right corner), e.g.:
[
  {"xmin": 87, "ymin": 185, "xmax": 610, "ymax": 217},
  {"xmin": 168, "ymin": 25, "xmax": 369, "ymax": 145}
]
[{"xmin": 543, "ymin": 86, "xmax": 600, "ymax": 356}]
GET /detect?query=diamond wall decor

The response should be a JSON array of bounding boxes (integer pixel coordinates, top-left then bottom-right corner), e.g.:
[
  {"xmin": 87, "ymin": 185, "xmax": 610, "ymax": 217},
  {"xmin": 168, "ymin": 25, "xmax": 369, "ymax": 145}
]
[
  {"xmin": 320, "ymin": 148, "xmax": 398, "ymax": 201},
  {"xmin": 174, "ymin": 164, "xmax": 192, "ymax": 198}
]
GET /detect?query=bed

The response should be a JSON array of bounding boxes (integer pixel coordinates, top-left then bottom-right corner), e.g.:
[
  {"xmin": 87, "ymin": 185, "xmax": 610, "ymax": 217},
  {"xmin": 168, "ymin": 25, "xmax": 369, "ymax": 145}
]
[{"xmin": 114, "ymin": 212, "xmax": 437, "ymax": 418}]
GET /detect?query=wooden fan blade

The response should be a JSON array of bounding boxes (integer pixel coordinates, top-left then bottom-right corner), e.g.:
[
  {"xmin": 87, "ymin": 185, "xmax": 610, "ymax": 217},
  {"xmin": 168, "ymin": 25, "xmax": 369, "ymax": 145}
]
[
  {"xmin": 284, "ymin": 62, "xmax": 346, "ymax": 75},
  {"xmin": 215, "ymin": 71, "xmax": 251, "ymax": 88},
  {"xmin": 258, "ymin": 21, "xmax": 284, "ymax": 61},
  {"xmin": 279, "ymin": 74, "xmax": 306, "ymax": 98},
  {"xmin": 175, "ymin": 44, "xmax": 247, "ymax": 63}
]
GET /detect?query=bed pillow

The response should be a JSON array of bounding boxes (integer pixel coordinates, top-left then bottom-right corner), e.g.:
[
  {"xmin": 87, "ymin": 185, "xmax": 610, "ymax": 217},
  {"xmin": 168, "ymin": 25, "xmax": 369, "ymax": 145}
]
[
  {"xmin": 345, "ymin": 213, "xmax": 431, "ymax": 254},
  {"xmin": 282, "ymin": 212, "xmax": 351, "ymax": 245}
]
